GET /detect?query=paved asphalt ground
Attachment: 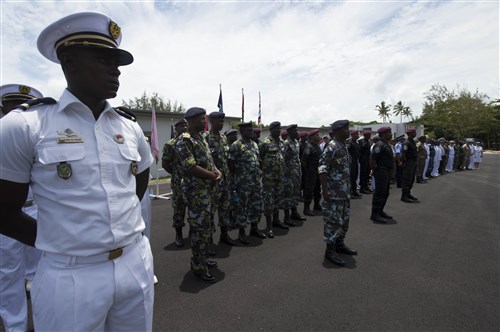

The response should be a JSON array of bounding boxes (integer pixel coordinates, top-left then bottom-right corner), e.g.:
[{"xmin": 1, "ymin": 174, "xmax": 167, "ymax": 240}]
[
  {"xmin": 2, "ymin": 154, "xmax": 498, "ymax": 332},
  {"xmin": 150, "ymin": 153, "xmax": 499, "ymax": 331}
]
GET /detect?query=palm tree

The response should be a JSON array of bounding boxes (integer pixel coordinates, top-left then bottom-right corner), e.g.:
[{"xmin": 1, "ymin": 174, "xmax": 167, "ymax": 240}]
[
  {"xmin": 393, "ymin": 101, "xmax": 404, "ymax": 123},
  {"xmin": 402, "ymin": 106, "xmax": 413, "ymax": 121},
  {"xmin": 375, "ymin": 101, "xmax": 392, "ymax": 123}
]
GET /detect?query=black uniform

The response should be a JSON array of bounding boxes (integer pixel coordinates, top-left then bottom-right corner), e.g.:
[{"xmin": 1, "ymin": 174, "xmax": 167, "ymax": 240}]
[
  {"xmin": 358, "ymin": 137, "xmax": 371, "ymax": 191},
  {"xmin": 302, "ymin": 141, "xmax": 322, "ymax": 207},
  {"xmin": 370, "ymin": 140, "xmax": 394, "ymax": 217},
  {"xmin": 401, "ymin": 137, "xmax": 418, "ymax": 199},
  {"xmin": 346, "ymin": 138, "xmax": 361, "ymax": 196}
]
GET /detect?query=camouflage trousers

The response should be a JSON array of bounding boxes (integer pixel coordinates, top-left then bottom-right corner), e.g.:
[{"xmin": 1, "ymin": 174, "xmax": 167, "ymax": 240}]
[
  {"xmin": 171, "ymin": 176, "xmax": 186, "ymax": 229},
  {"xmin": 282, "ymin": 173, "xmax": 301, "ymax": 209},
  {"xmin": 184, "ymin": 188, "xmax": 212, "ymax": 273},
  {"xmin": 262, "ymin": 179, "xmax": 284, "ymax": 216},
  {"xmin": 322, "ymin": 199, "xmax": 350, "ymax": 245},
  {"xmin": 233, "ymin": 183, "xmax": 263, "ymax": 228},
  {"xmin": 210, "ymin": 180, "xmax": 231, "ymax": 231}
]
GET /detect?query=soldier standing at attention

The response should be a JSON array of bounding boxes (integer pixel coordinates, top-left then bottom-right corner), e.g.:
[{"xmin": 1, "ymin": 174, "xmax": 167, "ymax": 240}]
[
  {"xmin": 0, "ymin": 84, "xmax": 43, "ymax": 332},
  {"xmin": 416, "ymin": 135, "xmax": 428, "ymax": 183},
  {"xmin": 162, "ymin": 119, "xmax": 188, "ymax": 247},
  {"xmin": 228, "ymin": 122, "xmax": 266, "ymax": 242},
  {"xmin": 301, "ymin": 129, "xmax": 323, "ymax": 216},
  {"xmin": 0, "ymin": 12, "xmax": 155, "ymax": 330},
  {"xmin": 282, "ymin": 124, "xmax": 307, "ymax": 226},
  {"xmin": 204, "ymin": 112, "xmax": 237, "ymax": 251},
  {"xmin": 358, "ymin": 129, "xmax": 372, "ymax": 194},
  {"xmin": 370, "ymin": 127, "xmax": 395, "ymax": 223},
  {"xmin": 401, "ymin": 128, "xmax": 419, "ymax": 203},
  {"xmin": 346, "ymin": 129, "xmax": 362, "ymax": 199},
  {"xmin": 177, "ymin": 107, "xmax": 221, "ymax": 283},
  {"xmin": 225, "ymin": 128, "xmax": 238, "ymax": 145},
  {"xmin": 260, "ymin": 121, "xmax": 289, "ymax": 233},
  {"xmin": 394, "ymin": 135, "xmax": 405, "ymax": 188},
  {"xmin": 320, "ymin": 120, "xmax": 357, "ymax": 266}
]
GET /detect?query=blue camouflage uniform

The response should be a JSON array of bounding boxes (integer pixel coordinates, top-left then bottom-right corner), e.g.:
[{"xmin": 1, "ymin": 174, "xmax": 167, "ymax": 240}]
[
  {"xmin": 259, "ymin": 136, "xmax": 285, "ymax": 216},
  {"xmin": 319, "ymin": 139, "xmax": 351, "ymax": 245},
  {"xmin": 282, "ymin": 136, "xmax": 301, "ymax": 209},
  {"xmin": 162, "ymin": 136, "xmax": 186, "ymax": 229}
]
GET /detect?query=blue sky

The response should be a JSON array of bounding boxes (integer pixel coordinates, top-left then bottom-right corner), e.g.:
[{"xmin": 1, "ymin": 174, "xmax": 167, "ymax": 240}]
[{"xmin": 1, "ymin": 0, "xmax": 498, "ymax": 126}]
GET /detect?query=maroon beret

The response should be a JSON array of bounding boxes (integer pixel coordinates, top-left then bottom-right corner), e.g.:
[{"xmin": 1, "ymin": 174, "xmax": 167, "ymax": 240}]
[
  {"xmin": 308, "ymin": 129, "xmax": 319, "ymax": 136},
  {"xmin": 350, "ymin": 130, "xmax": 358, "ymax": 135},
  {"xmin": 406, "ymin": 127, "xmax": 416, "ymax": 133},
  {"xmin": 299, "ymin": 131, "xmax": 308, "ymax": 137},
  {"xmin": 377, "ymin": 126, "xmax": 392, "ymax": 134},
  {"xmin": 253, "ymin": 128, "xmax": 262, "ymax": 133}
]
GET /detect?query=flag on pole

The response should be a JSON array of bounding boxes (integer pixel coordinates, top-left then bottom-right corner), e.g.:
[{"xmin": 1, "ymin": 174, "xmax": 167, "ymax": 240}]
[
  {"xmin": 151, "ymin": 105, "xmax": 160, "ymax": 162},
  {"xmin": 258, "ymin": 92, "xmax": 261, "ymax": 125},
  {"xmin": 217, "ymin": 84, "xmax": 223, "ymax": 112},
  {"xmin": 241, "ymin": 88, "xmax": 245, "ymax": 122}
]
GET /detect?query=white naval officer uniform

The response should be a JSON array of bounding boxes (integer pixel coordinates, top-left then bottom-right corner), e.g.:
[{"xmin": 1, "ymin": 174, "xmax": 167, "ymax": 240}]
[{"xmin": 0, "ymin": 89, "xmax": 154, "ymax": 331}]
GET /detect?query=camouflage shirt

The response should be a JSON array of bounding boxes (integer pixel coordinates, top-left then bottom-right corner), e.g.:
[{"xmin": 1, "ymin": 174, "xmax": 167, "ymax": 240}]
[
  {"xmin": 203, "ymin": 131, "xmax": 230, "ymax": 180},
  {"xmin": 283, "ymin": 137, "xmax": 301, "ymax": 179},
  {"xmin": 228, "ymin": 138, "xmax": 261, "ymax": 187},
  {"xmin": 318, "ymin": 139, "xmax": 351, "ymax": 200},
  {"xmin": 176, "ymin": 131, "xmax": 215, "ymax": 191},
  {"xmin": 162, "ymin": 136, "xmax": 181, "ymax": 185},
  {"xmin": 259, "ymin": 135, "xmax": 285, "ymax": 183}
]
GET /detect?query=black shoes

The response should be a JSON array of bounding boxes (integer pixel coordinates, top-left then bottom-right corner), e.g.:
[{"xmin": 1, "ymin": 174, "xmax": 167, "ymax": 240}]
[
  {"xmin": 371, "ymin": 214, "xmax": 388, "ymax": 223},
  {"xmin": 303, "ymin": 204, "xmax": 315, "ymax": 216},
  {"xmin": 351, "ymin": 192, "xmax": 362, "ymax": 199},
  {"xmin": 174, "ymin": 228, "xmax": 184, "ymax": 247},
  {"xmin": 313, "ymin": 203, "xmax": 322, "ymax": 211},
  {"xmin": 192, "ymin": 270, "xmax": 218, "ymax": 283},
  {"xmin": 408, "ymin": 194, "xmax": 419, "ymax": 201},
  {"xmin": 379, "ymin": 211, "xmax": 393, "ymax": 219},
  {"xmin": 324, "ymin": 245, "xmax": 346, "ymax": 266},
  {"xmin": 290, "ymin": 208, "xmax": 306, "ymax": 221},
  {"xmin": 219, "ymin": 226, "xmax": 237, "ymax": 246},
  {"xmin": 359, "ymin": 188, "xmax": 372, "ymax": 194},
  {"xmin": 250, "ymin": 226, "xmax": 267, "ymax": 239},
  {"xmin": 238, "ymin": 228, "xmax": 250, "ymax": 245},
  {"xmin": 336, "ymin": 244, "xmax": 357, "ymax": 255},
  {"xmin": 401, "ymin": 195, "xmax": 414, "ymax": 203},
  {"xmin": 207, "ymin": 260, "xmax": 218, "ymax": 269}
]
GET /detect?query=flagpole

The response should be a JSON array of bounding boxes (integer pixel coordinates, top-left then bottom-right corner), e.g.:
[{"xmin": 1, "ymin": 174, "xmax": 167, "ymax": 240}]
[{"xmin": 241, "ymin": 88, "xmax": 244, "ymax": 122}]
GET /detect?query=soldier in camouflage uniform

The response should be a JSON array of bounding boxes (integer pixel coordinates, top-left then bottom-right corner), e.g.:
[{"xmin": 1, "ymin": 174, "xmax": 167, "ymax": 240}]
[
  {"xmin": 177, "ymin": 107, "xmax": 221, "ymax": 283},
  {"xmin": 228, "ymin": 122, "xmax": 265, "ymax": 244},
  {"xmin": 260, "ymin": 121, "xmax": 288, "ymax": 237},
  {"xmin": 301, "ymin": 129, "xmax": 322, "ymax": 216},
  {"xmin": 204, "ymin": 112, "xmax": 237, "ymax": 252},
  {"xmin": 282, "ymin": 124, "xmax": 306, "ymax": 226},
  {"xmin": 162, "ymin": 119, "xmax": 188, "ymax": 247},
  {"xmin": 319, "ymin": 120, "xmax": 357, "ymax": 266}
]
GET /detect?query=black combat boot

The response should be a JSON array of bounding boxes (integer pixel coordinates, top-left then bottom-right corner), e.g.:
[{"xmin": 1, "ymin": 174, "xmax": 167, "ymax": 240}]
[
  {"xmin": 336, "ymin": 241, "xmax": 357, "ymax": 255},
  {"xmin": 313, "ymin": 199, "xmax": 322, "ymax": 211},
  {"xmin": 303, "ymin": 202, "xmax": 315, "ymax": 216},
  {"xmin": 324, "ymin": 243, "xmax": 345, "ymax": 266},
  {"xmin": 401, "ymin": 193, "xmax": 414, "ymax": 203},
  {"xmin": 272, "ymin": 211, "xmax": 289, "ymax": 229},
  {"xmin": 175, "ymin": 227, "xmax": 184, "ymax": 247},
  {"xmin": 283, "ymin": 209, "xmax": 296, "ymax": 227},
  {"xmin": 219, "ymin": 226, "xmax": 237, "ymax": 246},
  {"xmin": 290, "ymin": 207, "xmax": 306, "ymax": 221},
  {"xmin": 265, "ymin": 215, "xmax": 274, "ymax": 238},
  {"xmin": 379, "ymin": 211, "xmax": 393, "ymax": 219},
  {"xmin": 408, "ymin": 194, "xmax": 419, "ymax": 201},
  {"xmin": 250, "ymin": 223, "xmax": 266, "ymax": 239},
  {"xmin": 370, "ymin": 213, "xmax": 388, "ymax": 223},
  {"xmin": 238, "ymin": 227, "xmax": 249, "ymax": 245}
]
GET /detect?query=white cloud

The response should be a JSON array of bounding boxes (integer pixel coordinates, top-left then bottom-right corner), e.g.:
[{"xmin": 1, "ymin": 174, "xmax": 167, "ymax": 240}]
[{"xmin": 1, "ymin": 1, "xmax": 497, "ymax": 127}]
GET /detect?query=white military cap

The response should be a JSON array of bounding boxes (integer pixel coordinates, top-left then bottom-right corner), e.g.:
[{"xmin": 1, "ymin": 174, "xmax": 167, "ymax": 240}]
[
  {"xmin": 0, "ymin": 84, "xmax": 43, "ymax": 106},
  {"xmin": 37, "ymin": 12, "xmax": 133, "ymax": 66}
]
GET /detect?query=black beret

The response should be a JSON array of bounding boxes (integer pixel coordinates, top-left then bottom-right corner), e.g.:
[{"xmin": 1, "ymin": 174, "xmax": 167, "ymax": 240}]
[
  {"xmin": 184, "ymin": 107, "xmax": 206, "ymax": 119},
  {"xmin": 174, "ymin": 118, "xmax": 187, "ymax": 127},
  {"xmin": 225, "ymin": 129, "xmax": 238, "ymax": 136},
  {"xmin": 330, "ymin": 120, "xmax": 349, "ymax": 131},
  {"xmin": 269, "ymin": 121, "xmax": 281, "ymax": 130},
  {"xmin": 208, "ymin": 111, "xmax": 225, "ymax": 119},
  {"xmin": 238, "ymin": 122, "xmax": 253, "ymax": 129},
  {"xmin": 286, "ymin": 124, "xmax": 298, "ymax": 131}
]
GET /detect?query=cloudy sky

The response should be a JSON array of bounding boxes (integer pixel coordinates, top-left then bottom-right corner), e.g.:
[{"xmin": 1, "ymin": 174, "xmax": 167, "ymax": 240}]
[{"xmin": 1, "ymin": 0, "xmax": 498, "ymax": 127}]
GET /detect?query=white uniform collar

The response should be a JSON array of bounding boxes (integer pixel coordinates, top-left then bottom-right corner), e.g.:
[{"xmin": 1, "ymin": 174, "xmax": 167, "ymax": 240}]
[{"xmin": 56, "ymin": 89, "xmax": 113, "ymax": 115}]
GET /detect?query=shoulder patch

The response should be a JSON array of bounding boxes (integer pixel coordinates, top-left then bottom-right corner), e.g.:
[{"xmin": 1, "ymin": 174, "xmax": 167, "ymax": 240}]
[
  {"xmin": 114, "ymin": 107, "xmax": 137, "ymax": 122},
  {"xmin": 182, "ymin": 132, "xmax": 191, "ymax": 140},
  {"xmin": 18, "ymin": 97, "xmax": 56, "ymax": 111}
]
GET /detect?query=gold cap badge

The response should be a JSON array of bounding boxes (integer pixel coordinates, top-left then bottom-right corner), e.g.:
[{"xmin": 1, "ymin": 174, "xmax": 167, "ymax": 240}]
[
  {"xmin": 19, "ymin": 85, "xmax": 31, "ymax": 94},
  {"xmin": 109, "ymin": 21, "xmax": 121, "ymax": 39}
]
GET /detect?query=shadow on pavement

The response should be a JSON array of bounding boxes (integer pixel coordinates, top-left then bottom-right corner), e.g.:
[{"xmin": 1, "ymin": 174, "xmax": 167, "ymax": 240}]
[
  {"xmin": 163, "ymin": 240, "xmax": 191, "ymax": 251},
  {"xmin": 179, "ymin": 269, "xmax": 226, "ymax": 293},
  {"xmin": 322, "ymin": 256, "xmax": 357, "ymax": 269}
]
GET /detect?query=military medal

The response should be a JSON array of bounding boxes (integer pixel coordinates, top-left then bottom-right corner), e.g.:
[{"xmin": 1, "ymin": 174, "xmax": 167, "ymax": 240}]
[
  {"xmin": 57, "ymin": 162, "xmax": 72, "ymax": 179},
  {"xmin": 130, "ymin": 161, "xmax": 138, "ymax": 175},
  {"xmin": 57, "ymin": 128, "xmax": 84, "ymax": 143},
  {"xmin": 114, "ymin": 134, "xmax": 125, "ymax": 144}
]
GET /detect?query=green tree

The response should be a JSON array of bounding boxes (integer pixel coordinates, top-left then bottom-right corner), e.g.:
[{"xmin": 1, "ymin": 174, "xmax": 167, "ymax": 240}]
[
  {"xmin": 402, "ymin": 106, "xmax": 413, "ymax": 121},
  {"xmin": 375, "ymin": 101, "xmax": 391, "ymax": 123},
  {"xmin": 122, "ymin": 91, "xmax": 186, "ymax": 113},
  {"xmin": 393, "ymin": 101, "xmax": 404, "ymax": 123}
]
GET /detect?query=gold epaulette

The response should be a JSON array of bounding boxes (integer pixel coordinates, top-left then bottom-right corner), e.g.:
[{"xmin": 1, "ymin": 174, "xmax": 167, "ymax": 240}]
[{"xmin": 182, "ymin": 132, "xmax": 191, "ymax": 140}]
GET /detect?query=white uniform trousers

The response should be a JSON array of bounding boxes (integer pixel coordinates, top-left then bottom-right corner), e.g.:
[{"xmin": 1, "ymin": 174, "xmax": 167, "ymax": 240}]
[
  {"xmin": 141, "ymin": 192, "xmax": 152, "ymax": 239},
  {"xmin": 0, "ymin": 205, "xmax": 40, "ymax": 332},
  {"xmin": 31, "ymin": 235, "xmax": 154, "ymax": 332}
]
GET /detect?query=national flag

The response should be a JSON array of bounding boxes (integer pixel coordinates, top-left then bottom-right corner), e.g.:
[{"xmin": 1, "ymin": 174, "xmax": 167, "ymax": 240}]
[
  {"xmin": 151, "ymin": 105, "xmax": 160, "ymax": 162},
  {"xmin": 241, "ymin": 88, "xmax": 245, "ymax": 122},
  {"xmin": 258, "ymin": 92, "xmax": 261, "ymax": 125},
  {"xmin": 217, "ymin": 84, "xmax": 223, "ymax": 112}
]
